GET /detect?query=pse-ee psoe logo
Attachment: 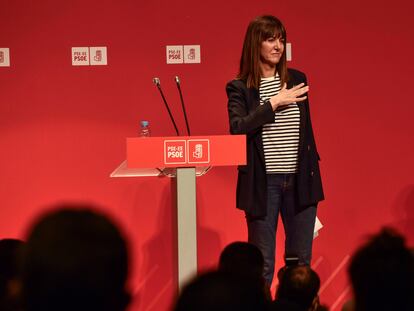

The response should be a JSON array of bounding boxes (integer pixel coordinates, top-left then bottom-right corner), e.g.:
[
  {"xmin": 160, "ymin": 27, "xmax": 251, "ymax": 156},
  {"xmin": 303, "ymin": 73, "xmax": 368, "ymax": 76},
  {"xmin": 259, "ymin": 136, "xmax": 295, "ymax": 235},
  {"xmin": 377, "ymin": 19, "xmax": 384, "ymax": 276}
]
[
  {"xmin": 166, "ymin": 46, "xmax": 183, "ymax": 64},
  {"xmin": 72, "ymin": 47, "xmax": 108, "ymax": 66},
  {"xmin": 164, "ymin": 139, "xmax": 210, "ymax": 165},
  {"xmin": 72, "ymin": 47, "xmax": 89, "ymax": 66},
  {"xmin": 166, "ymin": 45, "xmax": 201, "ymax": 64},
  {"xmin": 164, "ymin": 140, "xmax": 187, "ymax": 165}
]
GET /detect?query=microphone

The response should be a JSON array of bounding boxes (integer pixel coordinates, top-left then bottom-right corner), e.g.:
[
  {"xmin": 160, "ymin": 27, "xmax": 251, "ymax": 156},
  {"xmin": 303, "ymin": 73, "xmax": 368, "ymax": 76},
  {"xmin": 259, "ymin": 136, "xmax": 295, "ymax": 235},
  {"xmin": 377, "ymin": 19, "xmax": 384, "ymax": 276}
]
[
  {"xmin": 153, "ymin": 77, "xmax": 160, "ymax": 86},
  {"xmin": 152, "ymin": 77, "xmax": 180, "ymax": 136},
  {"xmin": 174, "ymin": 76, "xmax": 191, "ymax": 136}
]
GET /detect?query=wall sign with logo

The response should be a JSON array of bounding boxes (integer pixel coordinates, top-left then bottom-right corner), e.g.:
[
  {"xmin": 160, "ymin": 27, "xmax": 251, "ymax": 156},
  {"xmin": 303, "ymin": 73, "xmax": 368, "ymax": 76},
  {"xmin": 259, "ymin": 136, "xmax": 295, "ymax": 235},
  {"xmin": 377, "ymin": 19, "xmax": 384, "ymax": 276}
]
[
  {"xmin": 89, "ymin": 47, "xmax": 107, "ymax": 65},
  {"xmin": 183, "ymin": 45, "xmax": 201, "ymax": 64},
  {"xmin": 166, "ymin": 45, "xmax": 201, "ymax": 64},
  {"xmin": 71, "ymin": 47, "xmax": 89, "ymax": 66},
  {"xmin": 0, "ymin": 48, "xmax": 10, "ymax": 67},
  {"xmin": 71, "ymin": 46, "xmax": 107, "ymax": 66},
  {"xmin": 286, "ymin": 43, "xmax": 292, "ymax": 61}
]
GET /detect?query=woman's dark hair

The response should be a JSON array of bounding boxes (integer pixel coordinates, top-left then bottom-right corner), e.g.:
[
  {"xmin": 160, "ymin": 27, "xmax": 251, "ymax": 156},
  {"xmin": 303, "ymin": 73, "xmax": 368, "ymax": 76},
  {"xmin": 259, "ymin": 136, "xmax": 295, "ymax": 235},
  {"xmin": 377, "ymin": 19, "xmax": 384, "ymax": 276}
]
[{"xmin": 237, "ymin": 15, "xmax": 288, "ymax": 89}]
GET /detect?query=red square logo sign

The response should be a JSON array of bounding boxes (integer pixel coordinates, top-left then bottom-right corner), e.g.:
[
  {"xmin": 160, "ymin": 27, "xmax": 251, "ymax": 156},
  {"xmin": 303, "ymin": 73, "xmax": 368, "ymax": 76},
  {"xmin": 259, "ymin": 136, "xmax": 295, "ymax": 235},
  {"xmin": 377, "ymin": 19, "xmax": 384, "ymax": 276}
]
[
  {"xmin": 164, "ymin": 140, "xmax": 187, "ymax": 164},
  {"xmin": 188, "ymin": 139, "xmax": 210, "ymax": 164}
]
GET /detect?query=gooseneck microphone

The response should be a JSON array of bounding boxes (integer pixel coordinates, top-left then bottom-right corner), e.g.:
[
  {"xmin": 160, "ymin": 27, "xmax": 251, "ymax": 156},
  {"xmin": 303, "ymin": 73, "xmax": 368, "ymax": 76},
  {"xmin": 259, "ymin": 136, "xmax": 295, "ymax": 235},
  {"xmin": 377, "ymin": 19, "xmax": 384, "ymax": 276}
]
[
  {"xmin": 152, "ymin": 77, "xmax": 180, "ymax": 136},
  {"xmin": 175, "ymin": 76, "xmax": 191, "ymax": 136},
  {"xmin": 153, "ymin": 77, "xmax": 160, "ymax": 86}
]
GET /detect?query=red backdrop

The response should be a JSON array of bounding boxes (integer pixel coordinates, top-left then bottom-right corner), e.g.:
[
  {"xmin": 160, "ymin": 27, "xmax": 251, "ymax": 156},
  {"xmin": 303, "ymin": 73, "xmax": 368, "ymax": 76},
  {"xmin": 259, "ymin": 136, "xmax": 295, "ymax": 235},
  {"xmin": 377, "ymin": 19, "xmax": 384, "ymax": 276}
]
[{"xmin": 1, "ymin": 1, "xmax": 414, "ymax": 310}]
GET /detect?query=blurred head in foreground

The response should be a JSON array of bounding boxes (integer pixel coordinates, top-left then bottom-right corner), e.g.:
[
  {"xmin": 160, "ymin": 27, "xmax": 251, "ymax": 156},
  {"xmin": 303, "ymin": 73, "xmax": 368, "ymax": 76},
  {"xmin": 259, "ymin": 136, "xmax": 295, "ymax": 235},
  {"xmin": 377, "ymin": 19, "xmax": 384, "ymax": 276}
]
[
  {"xmin": 275, "ymin": 265, "xmax": 320, "ymax": 311},
  {"xmin": 348, "ymin": 227, "xmax": 414, "ymax": 311},
  {"xmin": 174, "ymin": 270, "xmax": 269, "ymax": 311},
  {"xmin": 21, "ymin": 204, "xmax": 130, "ymax": 311},
  {"xmin": 0, "ymin": 239, "xmax": 25, "ymax": 311}
]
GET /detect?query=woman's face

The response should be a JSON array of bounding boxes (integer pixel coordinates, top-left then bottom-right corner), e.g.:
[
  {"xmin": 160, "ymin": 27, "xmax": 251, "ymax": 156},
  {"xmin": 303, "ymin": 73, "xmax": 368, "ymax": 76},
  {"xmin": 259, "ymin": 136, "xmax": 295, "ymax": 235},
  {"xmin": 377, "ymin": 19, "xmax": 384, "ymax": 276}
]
[{"xmin": 260, "ymin": 36, "xmax": 284, "ymax": 67}]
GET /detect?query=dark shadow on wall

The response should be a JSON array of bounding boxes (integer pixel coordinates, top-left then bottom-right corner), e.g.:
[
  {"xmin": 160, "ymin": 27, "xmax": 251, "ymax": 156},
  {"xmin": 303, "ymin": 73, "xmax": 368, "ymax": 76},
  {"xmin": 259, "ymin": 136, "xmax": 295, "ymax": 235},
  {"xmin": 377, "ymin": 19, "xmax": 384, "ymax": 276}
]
[
  {"xmin": 196, "ymin": 184, "xmax": 222, "ymax": 271},
  {"xmin": 134, "ymin": 180, "xmax": 177, "ymax": 311}
]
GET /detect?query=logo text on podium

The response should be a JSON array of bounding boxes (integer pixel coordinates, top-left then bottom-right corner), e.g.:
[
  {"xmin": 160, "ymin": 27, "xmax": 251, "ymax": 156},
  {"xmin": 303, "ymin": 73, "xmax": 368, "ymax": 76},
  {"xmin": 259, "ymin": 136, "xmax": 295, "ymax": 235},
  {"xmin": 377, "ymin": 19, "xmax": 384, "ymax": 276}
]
[{"xmin": 164, "ymin": 140, "xmax": 187, "ymax": 165}]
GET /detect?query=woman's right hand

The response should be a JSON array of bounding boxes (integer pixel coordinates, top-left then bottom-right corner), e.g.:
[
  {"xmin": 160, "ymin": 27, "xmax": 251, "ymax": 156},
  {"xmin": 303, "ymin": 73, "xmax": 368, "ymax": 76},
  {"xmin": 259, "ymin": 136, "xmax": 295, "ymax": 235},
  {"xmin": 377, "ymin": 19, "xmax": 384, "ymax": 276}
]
[{"xmin": 269, "ymin": 83, "xmax": 309, "ymax": 111}]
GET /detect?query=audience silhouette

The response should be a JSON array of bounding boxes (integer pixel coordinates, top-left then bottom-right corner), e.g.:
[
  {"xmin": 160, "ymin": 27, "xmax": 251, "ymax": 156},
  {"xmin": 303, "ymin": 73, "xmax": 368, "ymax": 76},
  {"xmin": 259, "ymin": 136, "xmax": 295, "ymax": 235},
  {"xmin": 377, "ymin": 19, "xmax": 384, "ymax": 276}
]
[
  {"xmin": 173, "ymin": 270, "xmax": 269, "ymax": 311},
  {"xmin": 20, "ymin": 204, "xmax": 130, "ymax": 311},
  {"xmin": 0, "ymin": 239, "xmax": 25, "ymax": 311},
  {"xmin": 2, "ymin": 202, "xmax": 413, "ymax": 311},
  {"xmin": 219, "ymin": 241, "xmax": 265, "ymax": 279},
  {"xmin": 347, "ymin": 227, "xmax": 414, "ymax": 311},
  {"xmin": 219, "ymin": 241, "xmax": 271, "ymax": 299},
  {"xmin": 273, "ymin": 265, "xmax": 321, "ymax": 311}
]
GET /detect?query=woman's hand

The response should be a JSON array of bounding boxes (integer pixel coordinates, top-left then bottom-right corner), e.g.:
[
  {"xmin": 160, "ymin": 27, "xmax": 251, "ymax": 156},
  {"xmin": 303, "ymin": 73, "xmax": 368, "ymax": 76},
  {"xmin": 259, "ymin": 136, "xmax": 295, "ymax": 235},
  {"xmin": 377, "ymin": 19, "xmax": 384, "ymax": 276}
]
[{"xmin": 269, "ymin": 83, "xmax": 309, "ymax": 111}]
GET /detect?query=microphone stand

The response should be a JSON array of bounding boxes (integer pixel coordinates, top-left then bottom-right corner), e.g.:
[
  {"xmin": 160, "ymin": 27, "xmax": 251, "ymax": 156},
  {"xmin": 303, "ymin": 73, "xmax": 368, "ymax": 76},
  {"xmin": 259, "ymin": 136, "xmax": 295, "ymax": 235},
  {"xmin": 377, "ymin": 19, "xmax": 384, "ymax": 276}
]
[
  {"xmin": 175, "ymin": 76, "xmax": 191, "ymax": 136},
  {"xmin": 153, "ymin": 78, "xmax": 180, "ymax": 136}
]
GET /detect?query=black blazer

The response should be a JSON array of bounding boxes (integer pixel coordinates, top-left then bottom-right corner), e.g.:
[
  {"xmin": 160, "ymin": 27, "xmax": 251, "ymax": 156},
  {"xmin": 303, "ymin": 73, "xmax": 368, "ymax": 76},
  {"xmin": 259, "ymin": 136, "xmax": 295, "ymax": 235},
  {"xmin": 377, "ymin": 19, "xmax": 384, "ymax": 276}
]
[{"xmin": 226, "ymin": 68, "xmax": 324, "ymax": 217}]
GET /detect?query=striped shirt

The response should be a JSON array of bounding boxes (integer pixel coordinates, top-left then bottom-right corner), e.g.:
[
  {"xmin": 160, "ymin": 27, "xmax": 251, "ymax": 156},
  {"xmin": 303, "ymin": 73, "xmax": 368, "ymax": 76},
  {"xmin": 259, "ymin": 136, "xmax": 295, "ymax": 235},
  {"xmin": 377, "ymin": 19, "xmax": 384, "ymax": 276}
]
[{"xmin": 260, "ymin": 74, "xmax": 300, "ymax": 173}]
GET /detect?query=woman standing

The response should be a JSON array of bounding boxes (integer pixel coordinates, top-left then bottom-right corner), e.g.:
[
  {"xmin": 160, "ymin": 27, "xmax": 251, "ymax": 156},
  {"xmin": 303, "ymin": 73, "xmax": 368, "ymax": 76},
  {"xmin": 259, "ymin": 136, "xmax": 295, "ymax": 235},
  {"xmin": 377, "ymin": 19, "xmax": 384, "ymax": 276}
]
[{"xmin": 227, "ymin": 15, "xmax": 324, "ymax": 285}]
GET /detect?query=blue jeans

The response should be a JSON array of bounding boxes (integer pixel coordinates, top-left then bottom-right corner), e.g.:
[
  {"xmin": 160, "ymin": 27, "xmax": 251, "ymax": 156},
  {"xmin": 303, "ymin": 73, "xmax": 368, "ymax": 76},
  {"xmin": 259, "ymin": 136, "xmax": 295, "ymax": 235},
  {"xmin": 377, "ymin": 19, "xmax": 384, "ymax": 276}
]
[{"xmin": 246, "ymin": 174, "xmax": 317, "ymax": 285}]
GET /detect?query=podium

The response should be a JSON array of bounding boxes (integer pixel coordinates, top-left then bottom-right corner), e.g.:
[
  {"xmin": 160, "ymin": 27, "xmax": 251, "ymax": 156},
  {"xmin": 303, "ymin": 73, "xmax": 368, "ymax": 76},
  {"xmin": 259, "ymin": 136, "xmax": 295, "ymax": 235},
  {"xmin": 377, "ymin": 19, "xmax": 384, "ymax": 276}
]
[{"xmin": 111, "ymin": 135, "xmax": 246, "ymax": 290}]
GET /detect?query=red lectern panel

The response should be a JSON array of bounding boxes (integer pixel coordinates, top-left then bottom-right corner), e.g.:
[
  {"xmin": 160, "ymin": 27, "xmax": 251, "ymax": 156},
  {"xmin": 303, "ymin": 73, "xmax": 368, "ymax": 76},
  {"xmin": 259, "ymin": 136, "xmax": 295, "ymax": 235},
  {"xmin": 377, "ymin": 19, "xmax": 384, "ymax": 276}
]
[{"xmin": 126, "ymin": 135, "xmax": 246, "ymax": 168}]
